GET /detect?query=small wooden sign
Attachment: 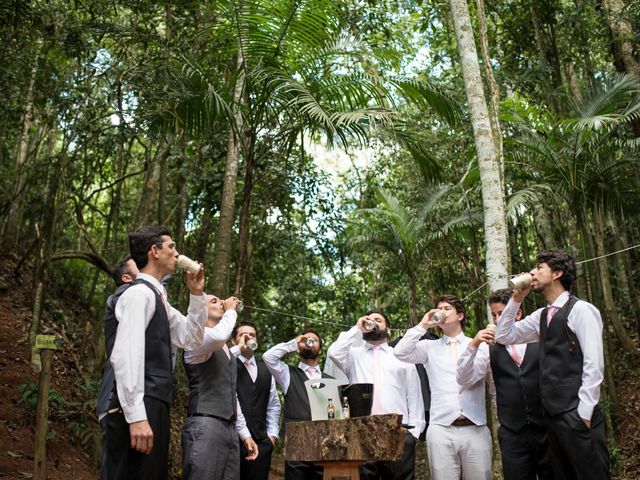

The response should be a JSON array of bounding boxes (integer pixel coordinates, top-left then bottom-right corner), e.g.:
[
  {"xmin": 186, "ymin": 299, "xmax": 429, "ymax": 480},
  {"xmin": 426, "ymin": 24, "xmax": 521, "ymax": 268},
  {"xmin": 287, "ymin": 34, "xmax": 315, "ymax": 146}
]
[{"xmin": 35, "ymin": 335, "xmax": 61, "ymax": 350}]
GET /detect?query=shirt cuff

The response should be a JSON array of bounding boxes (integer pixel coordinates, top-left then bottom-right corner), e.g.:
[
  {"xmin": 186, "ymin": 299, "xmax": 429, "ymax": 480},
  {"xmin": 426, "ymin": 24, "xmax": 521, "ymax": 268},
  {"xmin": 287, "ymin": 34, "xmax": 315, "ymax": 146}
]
[
  {"xmin": 413, "ymin": 325, "xmax": 427, "ymax": 335},
  {"xmin": 237, "ymin": 427, "xmax": 251, "ymax": 441},
  {"xmin": 286, "ymin": 339, "xmax": 299, "ymax": 352},
  {"xmin": 577, "ymin": 401, "xmax": 595, "ymax": 421},
  {"xmin": 267, "ymin": 428, "xmax": 280, "ymax": 439},
  {"xmin": 229, "ymin": 344, "xmax": 241, "ymax": 358},
  {"xmin": 123, "ymin": 402, "xmax": 147, "ymax": 424}
]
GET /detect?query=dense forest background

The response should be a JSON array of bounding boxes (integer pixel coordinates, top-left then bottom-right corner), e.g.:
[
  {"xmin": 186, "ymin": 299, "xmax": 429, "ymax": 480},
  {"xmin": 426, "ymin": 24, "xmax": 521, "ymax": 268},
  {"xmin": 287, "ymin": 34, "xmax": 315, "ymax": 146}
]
[{"xmin": 1, "ymin": 0, "xmax": 640, "ymax": 477}]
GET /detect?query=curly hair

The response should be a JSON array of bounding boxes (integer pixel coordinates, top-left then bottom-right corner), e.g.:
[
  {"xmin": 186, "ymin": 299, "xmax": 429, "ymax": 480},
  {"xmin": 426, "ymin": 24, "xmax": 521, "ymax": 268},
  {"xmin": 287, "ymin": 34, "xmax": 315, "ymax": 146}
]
[{"xmin": 536, "ymin": 250, "xmax": 576, "ymax": 292}]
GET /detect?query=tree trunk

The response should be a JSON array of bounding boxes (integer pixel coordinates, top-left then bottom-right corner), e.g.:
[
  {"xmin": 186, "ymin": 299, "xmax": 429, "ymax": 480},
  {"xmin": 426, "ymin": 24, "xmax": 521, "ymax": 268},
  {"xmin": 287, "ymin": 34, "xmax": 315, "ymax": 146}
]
[
  {"xmin": 2, "ymin": 38, "xmax": 42, "ymax": 249},
  {"xmin": 449, "ymin": 0, "xmax": 509, "ymax": 293},
  {"xmin": 600, "ymin": 0, "xmax": 640, "ymax": 76},
  {"xmin": 136, "ymin": 140, "xmax": 171, "ymax": 227},
  {"xmin": 591, "ymin": 208, "xmax": 637, "ymax": 353},
  {"xmin": 211, "ymin": 52, "xmax": 245, "ymax": 297},
  {"xmin": 234, "ymin": 144, "xmax": 255, "ymax": 296}
]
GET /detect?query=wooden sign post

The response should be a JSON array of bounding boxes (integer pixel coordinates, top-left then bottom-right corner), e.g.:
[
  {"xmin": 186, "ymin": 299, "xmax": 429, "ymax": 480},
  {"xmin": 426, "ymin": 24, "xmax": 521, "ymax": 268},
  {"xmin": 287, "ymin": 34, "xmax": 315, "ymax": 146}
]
[
  {"xmin": 285, "ymin": 414, "xmax": 406, "ymax": 480},
  {"xmin": 33, "ymin": 334, "xmax": 61, "ymax": 480}
]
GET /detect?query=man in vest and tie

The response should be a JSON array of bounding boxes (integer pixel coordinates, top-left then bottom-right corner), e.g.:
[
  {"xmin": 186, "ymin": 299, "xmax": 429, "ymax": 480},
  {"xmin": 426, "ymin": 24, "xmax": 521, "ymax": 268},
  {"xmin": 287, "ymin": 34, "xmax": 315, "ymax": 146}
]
[
  {"xmin": 327, "ymin": 311, "xmax": 425, "ymax": 480},
  {"xmin": 495, "ymin": 250, "xmax": 610, "ymax": 480},
  {"xmin": 102, "ymin": 225, "xmax": 209, "ymax": 480},
  {"xmin": 457, "ymin": 289, "xmax": 552, "ymax": 479},
  {"xmin": 181, "ymin": 295, "xmax": 259, "ymax": 480},
  {"xmin": 230, "ymin": 321, "xmax": 281, "ymax": 480},
  {"xmin": 263, "ymin": 328, "xmax": 332, "ymax": 480},
  {"xmin": 394, "ymin": 295, "xmax": 493, "ymax": 480}
]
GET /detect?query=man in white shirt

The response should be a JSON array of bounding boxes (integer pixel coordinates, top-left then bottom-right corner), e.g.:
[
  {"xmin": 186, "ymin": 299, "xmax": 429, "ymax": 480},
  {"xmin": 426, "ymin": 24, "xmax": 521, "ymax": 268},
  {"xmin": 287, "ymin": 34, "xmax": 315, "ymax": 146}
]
[
  {"xmin": 263, "ymin": 329, "xmax": 331, "ymax": 480},
  {"xmin": 181, "ymin": 295, "xmax": 259, "ymax": 480},
  {"xmin": 457, "ymin": 289, "xmax": 551, "ymax": 480},
  {"xmin": 394, "ymin": 295, "xmax": 492, "ymax": 480},
  {"xmin": 495, "ymin": 250, "xmax": 610, "ymax": 479},
  {"xmin": 231, "ymin": 321, "xmax": 281, "ymax": 480},
  {"xmin": 102, "ymin": 225, "xmax": 209, "ymax": 480},
  {"xmin": 327, "ymin": 310, "xmax": 425, "ymax": 480}
]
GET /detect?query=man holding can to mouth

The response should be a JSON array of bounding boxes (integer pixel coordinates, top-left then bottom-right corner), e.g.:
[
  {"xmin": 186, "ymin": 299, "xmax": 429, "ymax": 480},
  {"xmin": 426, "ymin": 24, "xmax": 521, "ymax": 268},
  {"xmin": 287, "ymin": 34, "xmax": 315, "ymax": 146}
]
[
  {"xmin": 230, "ymin": 321, "xmax": 281, "ymax": 480},
  {"xmin": 263, "ymin": 329, "xmax": 332, "ymax": 480},
  {"xmin": 327, "ymin": 311, "xmax": 424, "ymax": 480},
  {"xmin": 394, "ymin": 295, "xmax": 493, "ymax": 480},
  {"xmin": 495, "ymin": 250, "xmax": 609, "ymax": 480}
]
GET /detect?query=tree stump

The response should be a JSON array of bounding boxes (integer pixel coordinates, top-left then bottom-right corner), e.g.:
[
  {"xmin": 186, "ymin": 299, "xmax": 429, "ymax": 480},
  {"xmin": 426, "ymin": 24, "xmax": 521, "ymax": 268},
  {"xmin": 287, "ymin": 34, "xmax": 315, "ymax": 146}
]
[{"xmin": 285, "ymin": 414, "xmax": 406, "ymax": 480}]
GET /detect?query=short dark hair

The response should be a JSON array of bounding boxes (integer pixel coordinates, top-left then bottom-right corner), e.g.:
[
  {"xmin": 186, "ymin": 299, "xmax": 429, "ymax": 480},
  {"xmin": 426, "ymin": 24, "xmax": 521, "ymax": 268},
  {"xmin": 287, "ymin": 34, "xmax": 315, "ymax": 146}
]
[
  {"xmin": 129, "ymin": 225, "xmax": 172, "ymax": 270},
  {"xmin": 435, "ymin": 294, "xmax": 466, "ymax": 329},
  {"xmin": 365, "ymin": 310, "xmax": 390, "ymax": 329},
  {"xmin": 301, "ymin": 327, "xmax": 323, "ymax": 349},
  {"xmin": 112, "ymin": 255, "xmax": 134, "ymax": 286},
  {"xmin": 488, "ymin": 289, "xmax": 512, "ymax": 306},
  {"xmin": 232, "ymin": 321, "xmax": 258, "ymax": 340},
  {"xmin": 536, "ymin": 250, "xmax": 576, "ymax": 292}
]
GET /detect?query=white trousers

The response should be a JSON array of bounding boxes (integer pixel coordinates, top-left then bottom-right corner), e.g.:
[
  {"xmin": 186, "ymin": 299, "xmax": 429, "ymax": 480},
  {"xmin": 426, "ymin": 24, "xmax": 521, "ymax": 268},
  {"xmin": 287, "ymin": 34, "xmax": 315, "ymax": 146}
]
[{"xmin": 426, "ymin": 423, "xmax": 492, "ymax": 480}]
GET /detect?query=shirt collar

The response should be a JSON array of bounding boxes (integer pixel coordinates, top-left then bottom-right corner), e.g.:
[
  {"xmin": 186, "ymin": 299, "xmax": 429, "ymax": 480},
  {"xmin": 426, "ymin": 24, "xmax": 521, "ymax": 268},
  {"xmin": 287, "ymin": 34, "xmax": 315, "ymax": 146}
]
[
  {"xmin": 239, "ymin": 354, "xmax": 255, "ymax": 365},
  {"xmin": 549, "ymin": 290, "xmax": 570, "ymax": 308},
  {"xmin": 444, "ymin": 332, "xmax": 465, "ymax": 345},
  {"xmin": 366, "ymin": 342, "xmax": 390, "ymax": 352},
  {"xmin": 136, "ymin": 272, "xmax": 165, "ymax": 294},
  {"xmin": 298, "ymin": 362, "xmax": 319, "ymax": 372}
]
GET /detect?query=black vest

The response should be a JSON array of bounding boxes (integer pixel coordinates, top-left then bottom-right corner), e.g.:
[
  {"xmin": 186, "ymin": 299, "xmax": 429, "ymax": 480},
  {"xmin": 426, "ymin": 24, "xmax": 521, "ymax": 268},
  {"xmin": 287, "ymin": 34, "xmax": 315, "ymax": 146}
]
[
  {"xmin": 490, "ymin": 342, "xmax": 544, "ymax": 431},
  {"xmin": 236, "ymin": 358, "xmax": 272, "ymax": 441},
  {"xmin": 97, "ymin": 284, "xmax": 130, "ymax": 416},
  {"xmin": 106, "ymin": 279, "xmax": 173, "ymax": 408},
  {"xmin": 539, "ymin": 296, "xmax": 583, "ymax": 415},
  {"xmin": 184, "ymin": 348, "xmax": 237, "ymax": 419},
  {"xmin": 282, "ymin": 366, "xmax": 333, "ymax": 434}
]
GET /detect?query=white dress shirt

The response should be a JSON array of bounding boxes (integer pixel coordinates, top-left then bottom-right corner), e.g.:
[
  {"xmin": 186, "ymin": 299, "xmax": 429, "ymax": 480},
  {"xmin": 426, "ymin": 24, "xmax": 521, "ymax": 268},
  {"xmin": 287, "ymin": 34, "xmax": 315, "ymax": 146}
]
[
  {"xmin": 494, "ymin": 291, "xmax": 604, "ymax": 420},
  {"xmin": 456, "ymin": 343, "xmax": 495, "ymax": 398},
  {"xmin": 327, "ymin": 326, "xmax": 425, "ymax": 438},
  {"xmin": 394, "ymin": 326, "xmax": 488, "ymax": 427},
  {"xmin": 111, "ymin": 272, "xmax": 208, "ymax": 423},
  {"xmin": 229, "ymin": 347, "xmax": 282, "ymax": 439},
  {"xmin": 263, "ymin": 340, "xmax": 322, "ymax": 394}
]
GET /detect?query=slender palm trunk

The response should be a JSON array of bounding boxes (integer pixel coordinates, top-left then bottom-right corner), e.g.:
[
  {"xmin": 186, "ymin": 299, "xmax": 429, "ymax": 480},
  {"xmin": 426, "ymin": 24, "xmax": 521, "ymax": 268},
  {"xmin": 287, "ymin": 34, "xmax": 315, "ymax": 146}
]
[
  {"xmin": 211, "ymin": 52, "xmax": 245, "ymax": 297},
  {"xmin": 449, "ymin": 0, "xmax": 509, "ymax": 295}
]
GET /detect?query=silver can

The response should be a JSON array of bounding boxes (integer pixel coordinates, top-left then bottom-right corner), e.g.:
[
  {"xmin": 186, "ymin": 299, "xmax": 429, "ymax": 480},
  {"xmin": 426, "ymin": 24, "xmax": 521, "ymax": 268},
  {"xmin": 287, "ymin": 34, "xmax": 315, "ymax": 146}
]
[
  {"xmin": 236, "ymin": 301, "xmax": 244, "ymax": 313},
  {"xmin": 176, "ymin": 255, "xmax": 201, "ymax": 275},
  {"xmin": 364, "ymin": 319, "xmax": 378, "ymax": 331},
  {"xmin": 432, "ymin": 311, "xmax": 446, "ymax": 325},
  {"xmin": 305, "ymin": 338, "xmax": 316, "ymax": 347},
  {"xmin": 246, "ymin": 338, "xmax": 258, "ymax": 351},
  {"xmin": 508, "ymin": 273, "xmax": 532, "ymax": 290}
]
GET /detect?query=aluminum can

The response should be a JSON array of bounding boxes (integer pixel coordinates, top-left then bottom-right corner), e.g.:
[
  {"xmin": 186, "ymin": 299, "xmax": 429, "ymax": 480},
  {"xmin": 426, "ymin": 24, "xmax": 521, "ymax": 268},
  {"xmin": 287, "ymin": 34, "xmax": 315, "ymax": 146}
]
[
  {"xmin": 246, "ymin": 338, "xmax": 258, "ymax": 351},
  {"xmin": 305, "ymin": 338, "xmax": 316, "ymax": 347},
  {"xmin": 236, "ymin": 301, "xmax": 244, "ymax": 312},
  {"xmin": 364, "ymin": 319, "xmax": 378, "ymax": 331},
  {"xmin": 432, "ymin": 311, "xmax": 446, "ymax": 324},
  {"xmin": 176, "ymin": 255, "xmax": 201, "ymax": 275},
  {"xmin": 508, "ymin": 273, "xmax": 532, "ymax": 290}
]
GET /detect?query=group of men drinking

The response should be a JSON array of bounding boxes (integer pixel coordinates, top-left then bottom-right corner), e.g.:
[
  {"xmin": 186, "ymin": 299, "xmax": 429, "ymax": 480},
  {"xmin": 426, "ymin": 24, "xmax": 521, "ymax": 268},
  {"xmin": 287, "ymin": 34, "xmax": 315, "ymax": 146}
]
[{"xmin": 98, "ymin": 224, "xmax": 610, "ymax": 480}]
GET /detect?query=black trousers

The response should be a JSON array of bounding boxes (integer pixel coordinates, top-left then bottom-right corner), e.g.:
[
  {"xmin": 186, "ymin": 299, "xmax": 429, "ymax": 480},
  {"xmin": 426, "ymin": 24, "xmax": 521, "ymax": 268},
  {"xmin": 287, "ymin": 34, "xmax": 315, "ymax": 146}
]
[
  {"xmin": 498, "ymin": 423, "xmax": 553, "ymax": 480},
  {"xmin": 240, "ymin": 437, "xmax": 274, "ymax": 480},
  {"xmin": 547, "ymin": 406, "xmax": 610, "ymax": 480},
  {"xmin": 284, "ymin": 461, "xmax": 323, "ymax": 480},
  {"xmin": 359, "ymin": 431, "xmax": 417, "ymax": 480},
  {"xmin": 102, "ymin": 396, "xmax": 170, "ymax": 480}
]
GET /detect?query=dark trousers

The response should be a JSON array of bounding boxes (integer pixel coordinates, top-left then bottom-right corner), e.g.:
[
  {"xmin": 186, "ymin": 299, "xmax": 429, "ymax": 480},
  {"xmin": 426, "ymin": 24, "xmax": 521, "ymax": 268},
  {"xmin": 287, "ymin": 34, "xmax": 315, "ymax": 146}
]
[
  {"xmin": 547, "ymin": 406, "xmax": 610, "ymax": 480},
  {"xmin": 102, "ymin": 396, "xmax": 170, "ymax": 480},
  {"xmin": 240, "ymin": 437, "xmax": 274, "ymax": 480},
  {"xmin": 499, "ymin": 423, "xmax": 553, "ymax": 480},
  {"xmin": 285, "ymin": 461, "xmax": 323, "ymax": 480},
  {"xmin": 359, "ymin": 431, "xmax": 416, "ymax": 480},
  {"xmin": 182, "ymin": 416, "xmax": 239, "ymax": 480}
]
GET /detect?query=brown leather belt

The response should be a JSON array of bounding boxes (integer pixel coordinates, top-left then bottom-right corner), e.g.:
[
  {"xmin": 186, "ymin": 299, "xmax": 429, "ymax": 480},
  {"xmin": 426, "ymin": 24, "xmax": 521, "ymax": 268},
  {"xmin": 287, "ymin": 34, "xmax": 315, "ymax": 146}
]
[{"xmin": 451, "ymin": 416, "xmax": 475, "ymax": 427}]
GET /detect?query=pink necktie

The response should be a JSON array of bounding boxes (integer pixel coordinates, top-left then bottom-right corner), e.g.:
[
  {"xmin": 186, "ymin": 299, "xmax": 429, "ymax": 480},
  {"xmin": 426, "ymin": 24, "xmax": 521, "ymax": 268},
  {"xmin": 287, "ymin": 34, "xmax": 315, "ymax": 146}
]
[
  {"xmin": 245, "ymin": 360, "xmax": 256, "ymax": 382},
  {"xmin": 306, "ymin": 367, "xmax": 318, "ymax": 378},
  {"xmin": 371, "ymin": 346, "xmax": 384, "ymax": 414},
  {"xmin": 547, "ymin": 306, "xmax": 559, "ymax": 326},
  {"xmin": 508, "ymin": 345, "xmax": 523, "ymax": 367}
]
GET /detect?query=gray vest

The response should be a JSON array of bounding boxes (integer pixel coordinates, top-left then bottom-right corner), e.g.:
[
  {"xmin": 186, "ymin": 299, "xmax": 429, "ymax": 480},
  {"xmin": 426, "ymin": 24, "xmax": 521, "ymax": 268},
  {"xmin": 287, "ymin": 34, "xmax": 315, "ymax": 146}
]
[{"xmin": 185, "ymin": 348, "xmax": 237, "ymax": 419}]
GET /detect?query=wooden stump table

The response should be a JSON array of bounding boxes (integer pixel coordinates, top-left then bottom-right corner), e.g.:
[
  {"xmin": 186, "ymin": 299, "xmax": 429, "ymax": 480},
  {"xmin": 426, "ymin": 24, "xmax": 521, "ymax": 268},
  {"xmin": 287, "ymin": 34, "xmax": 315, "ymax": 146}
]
[{"xmin": 285, "ymin": 414, "xmax": 405, "ymax": 480}]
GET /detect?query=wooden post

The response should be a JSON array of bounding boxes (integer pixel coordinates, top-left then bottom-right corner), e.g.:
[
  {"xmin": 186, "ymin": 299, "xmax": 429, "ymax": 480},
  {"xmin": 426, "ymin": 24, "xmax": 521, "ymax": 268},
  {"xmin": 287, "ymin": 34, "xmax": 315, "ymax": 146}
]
[{"xmin": 33, "ymin": 335, "xmax": 60, "ymax": 480}]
